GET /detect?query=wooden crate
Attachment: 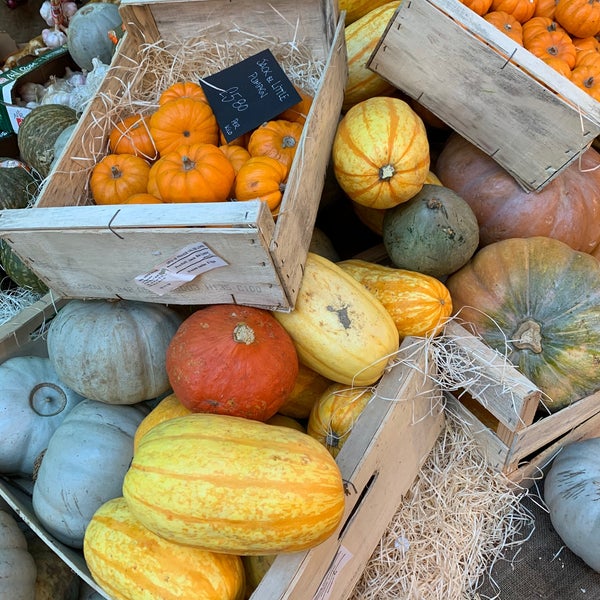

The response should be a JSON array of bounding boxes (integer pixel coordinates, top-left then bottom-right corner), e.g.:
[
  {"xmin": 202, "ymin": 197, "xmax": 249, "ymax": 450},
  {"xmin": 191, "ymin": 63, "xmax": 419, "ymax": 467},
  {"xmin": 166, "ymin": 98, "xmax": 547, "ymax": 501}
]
[
  {"xmin": 438, "ymin": 321, "xmax": 600, "ymax": 485},
  {"xmin": 0, "ymin": 300, "xmax": 444, "ymax": 599},
  {"xmin": 0, "ymin": 0, "xmax": 347, "ymax": 311},
  {"xmin": 368, "ymin": 0, "xmax": 600, "ymax": 191}
]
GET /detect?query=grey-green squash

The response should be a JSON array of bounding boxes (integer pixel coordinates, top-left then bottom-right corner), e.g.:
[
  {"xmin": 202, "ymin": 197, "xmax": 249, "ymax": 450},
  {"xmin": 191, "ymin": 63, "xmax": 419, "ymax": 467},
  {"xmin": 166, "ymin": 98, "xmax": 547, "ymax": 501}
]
[
  {"xmin": 66, "ymin": 2, "xmax": 123, "ymax": 71},
  {"xmin": 0, "ymin": 157, "xmax": 39, "ymax": 209},
  {"xmin": 382, "ymin": 184, "xmax": 480, "ymax": 279},
  {"xmin": 0, "ymin": 240, "xmax": 48, "ymax": 293},
  {"xmin": 17, "ymin": 104, "xmax": 78, "ymax": 178}
]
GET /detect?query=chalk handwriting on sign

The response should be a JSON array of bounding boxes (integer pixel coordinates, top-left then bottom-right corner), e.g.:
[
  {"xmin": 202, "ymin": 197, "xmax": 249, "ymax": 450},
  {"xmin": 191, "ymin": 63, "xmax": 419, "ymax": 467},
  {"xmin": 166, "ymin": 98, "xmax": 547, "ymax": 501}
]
[{"xmin": 199, "ymin": 49, "xmax": 302, "ymax": 143}]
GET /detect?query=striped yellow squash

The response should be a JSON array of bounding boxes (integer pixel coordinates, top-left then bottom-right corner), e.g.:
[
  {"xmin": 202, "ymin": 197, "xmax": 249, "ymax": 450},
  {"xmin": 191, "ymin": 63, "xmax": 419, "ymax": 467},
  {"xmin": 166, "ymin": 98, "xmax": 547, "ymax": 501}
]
[
  {"xmin": 123, "ymin": 413, "xmax": 346, "ymax": 555},
  {"xmin": 84, "ymin": 497, "xmax": 245, "ymax": 600},
  {"xmin": 343, "ymin": 1, "xmax": 401, "ymax": 111},
  {"xmin": 337, "ymin": 259, "xmax": 453, "ymax": 338},
  {"xmin": 340, "ymin": 0, "xmax": 395, "ymax": 25}
]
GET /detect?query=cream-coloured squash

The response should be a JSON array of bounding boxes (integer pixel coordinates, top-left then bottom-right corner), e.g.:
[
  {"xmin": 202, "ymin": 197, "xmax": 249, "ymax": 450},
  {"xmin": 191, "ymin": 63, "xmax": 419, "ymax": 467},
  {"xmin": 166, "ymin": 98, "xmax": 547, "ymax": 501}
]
[{"xmin": 273, "ymin": 253, "xmax": 399, "ymax": 386}]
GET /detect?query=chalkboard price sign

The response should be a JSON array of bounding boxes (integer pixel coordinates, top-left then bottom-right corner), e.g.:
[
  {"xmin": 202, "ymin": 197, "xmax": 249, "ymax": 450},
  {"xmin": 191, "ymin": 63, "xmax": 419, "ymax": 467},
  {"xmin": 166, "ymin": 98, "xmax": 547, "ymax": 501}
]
[{"xmin": 199, "ymin": 49, "xmax": 302, "ymax": 143}]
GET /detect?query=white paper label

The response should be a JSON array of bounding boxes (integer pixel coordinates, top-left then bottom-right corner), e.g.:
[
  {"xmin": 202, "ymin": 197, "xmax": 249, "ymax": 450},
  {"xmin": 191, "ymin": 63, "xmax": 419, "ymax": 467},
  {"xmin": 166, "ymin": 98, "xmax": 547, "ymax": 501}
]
[
  {"xmin": 135, "ymin": 242, "xmax": 228, "ymax": 295},
  {"xmin": 312, "ymin": 545, "xmax": 353, "ymax": 600}
]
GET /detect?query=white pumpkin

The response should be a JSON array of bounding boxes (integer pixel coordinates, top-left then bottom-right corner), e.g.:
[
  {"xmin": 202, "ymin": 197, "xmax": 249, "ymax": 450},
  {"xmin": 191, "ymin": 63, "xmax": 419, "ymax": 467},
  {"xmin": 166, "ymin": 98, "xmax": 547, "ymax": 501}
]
[
  {"xmin": 544, "ymin": 437, "xmax": 600, "ymax": 571},
  {"xmin": 47, "ymin": 299, "xmax": 183, "ymax": 405},
  {"xmin": 0, "ymin": 509, "xmax": 37, "ymax": 600},
  {"xmin": 32, "ymin": 399, "xmax": 148, "ymax": 549},
  {"xmin": 0, "ymin": 356, "xmax": 84, "ymax": 477}
]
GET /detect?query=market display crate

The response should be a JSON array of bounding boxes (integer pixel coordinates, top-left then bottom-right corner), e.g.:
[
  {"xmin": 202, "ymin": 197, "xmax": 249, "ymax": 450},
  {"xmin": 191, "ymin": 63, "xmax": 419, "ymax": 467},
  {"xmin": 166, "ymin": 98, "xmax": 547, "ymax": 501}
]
[
  {"xmin": 0, "ymin": 297, "xmax": 444, "ymax": 599},
  {"xmin": 438, "ymin": 321, "xmax": 600, "ymax": 485},
  {"xmin": 367, "ymin": 0, "xmax": 600, "ymax": 192},
  {"xmin": 0, "ymin": 0, "xmax": 347, "ymax": 311}
]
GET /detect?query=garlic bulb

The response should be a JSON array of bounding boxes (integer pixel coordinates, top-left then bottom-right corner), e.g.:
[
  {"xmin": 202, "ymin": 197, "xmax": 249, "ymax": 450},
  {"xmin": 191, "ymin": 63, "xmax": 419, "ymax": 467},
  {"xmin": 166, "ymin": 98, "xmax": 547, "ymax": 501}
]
[{"xmin": 42, "ymin": 28, "xmax": 68, "ymax": 49}]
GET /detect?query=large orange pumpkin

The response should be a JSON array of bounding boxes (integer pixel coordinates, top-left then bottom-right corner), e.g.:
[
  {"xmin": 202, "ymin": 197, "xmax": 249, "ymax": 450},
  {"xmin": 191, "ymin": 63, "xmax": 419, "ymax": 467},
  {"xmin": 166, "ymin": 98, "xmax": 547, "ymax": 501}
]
[
  {"xmin": 147, "ymin": 143, "xmax": 235, "ymax": 203},
  {"xmin": 165, "ymin": 305, "xmax": 299, "ymax": 421},
  {"xmin": 149, "ymin": 97, "xmax": 219, "ymax": 155},
  {"xmin": 84, "ymin": 497, "xmax": 245, "ymax": 600},
  {"xmin": 332, "ymin": 96, "xmax": 430, "ymax": 209},
  {"xmin": 122, "ymin": 413, "xmax": 346, "ymax": 554},
  {"xmin": 435, "ymin": 133, "xmax": 600, "ymax": 254}
]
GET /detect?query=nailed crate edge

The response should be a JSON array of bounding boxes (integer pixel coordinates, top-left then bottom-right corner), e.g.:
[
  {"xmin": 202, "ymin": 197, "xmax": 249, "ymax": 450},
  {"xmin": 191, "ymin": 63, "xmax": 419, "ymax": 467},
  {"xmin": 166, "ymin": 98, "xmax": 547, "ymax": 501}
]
[{"xmin": 368, "ymin": 0, "xmax": 600, "ymax": 192}]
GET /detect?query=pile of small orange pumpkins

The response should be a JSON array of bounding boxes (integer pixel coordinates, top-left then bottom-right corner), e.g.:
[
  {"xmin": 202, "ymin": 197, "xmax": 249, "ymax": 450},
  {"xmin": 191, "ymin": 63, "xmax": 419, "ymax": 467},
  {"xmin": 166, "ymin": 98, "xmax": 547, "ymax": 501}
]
[
  {"xmin": 89, "ymin": 80, "xmax": 313, "ymax": 215},
  {"xmin": 461, "ymin": 0, "xmax": 600, "ymax": 99}
]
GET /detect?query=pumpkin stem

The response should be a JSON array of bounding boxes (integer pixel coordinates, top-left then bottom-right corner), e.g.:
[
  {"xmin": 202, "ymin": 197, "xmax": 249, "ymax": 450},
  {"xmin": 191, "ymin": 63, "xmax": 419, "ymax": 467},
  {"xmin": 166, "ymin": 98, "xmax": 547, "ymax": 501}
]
[
  {"xmin": 110, "ymin": 165, "xmax": 123, "ymax": 180},
  {"xmin": 29, "ymin": 382, "xmax": 68, "ymax": 416},
  {"xmin": 512, "ymin": 319, "xmax": 542, "ymax": 353},
  {"xmin": 378, "ymin": 164, "xmax": 395, "ymax": 181},
  {"xmin": 233, "ymin": 322, "xmax": 255, "ymax": 345},
  {"xmin": 181, "ymin": 156, "xmax": 197, "ymax": 171},
  {"xmin": 584, "ymin": 76, "xmax": 596, "ymax": 89},
  {"xmin": 281, "ymin": 135, "xmax": 297, "ymax": 149}
]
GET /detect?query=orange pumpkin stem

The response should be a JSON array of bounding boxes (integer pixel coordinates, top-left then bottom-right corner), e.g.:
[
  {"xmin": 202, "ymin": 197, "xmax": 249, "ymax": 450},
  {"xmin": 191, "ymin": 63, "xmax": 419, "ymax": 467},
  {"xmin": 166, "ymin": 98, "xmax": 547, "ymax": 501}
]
[
  {"xmin": 232, "ymin": 322, "xmax": 255, "ymax": 345},
  {"xmin": 110, "ymin": 165, "xmax": 123, "ymax": 179},
  {"xmin": 281, "ymin": 135, "xmax": 297, "ymax": 149},
  {"xmin": 181, "ymin": 156, "xmax": 196, "ymax": 171}
]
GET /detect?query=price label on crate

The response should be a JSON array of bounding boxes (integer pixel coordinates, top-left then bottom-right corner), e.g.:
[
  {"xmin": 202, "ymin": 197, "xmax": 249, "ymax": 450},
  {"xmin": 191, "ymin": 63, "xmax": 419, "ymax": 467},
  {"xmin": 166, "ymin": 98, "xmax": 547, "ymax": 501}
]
[{"xmin": 199, "ymin": 49, "xmax": 302, "ymax": 143}]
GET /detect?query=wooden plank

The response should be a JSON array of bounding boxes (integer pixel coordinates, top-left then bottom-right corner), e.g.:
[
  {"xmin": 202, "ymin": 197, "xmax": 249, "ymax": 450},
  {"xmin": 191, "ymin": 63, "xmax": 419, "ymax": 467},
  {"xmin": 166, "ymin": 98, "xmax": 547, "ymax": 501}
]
[
  {"xmin": 369, "ymin": 0, "xmax": 600, "ymax": 191},
  {"xmin": 441, "ymin": 322, "xmax": 541, "ymax": 431},
  {"xmin": 251, "ymin": 336, "xmax": 444, "ymax": 599}
]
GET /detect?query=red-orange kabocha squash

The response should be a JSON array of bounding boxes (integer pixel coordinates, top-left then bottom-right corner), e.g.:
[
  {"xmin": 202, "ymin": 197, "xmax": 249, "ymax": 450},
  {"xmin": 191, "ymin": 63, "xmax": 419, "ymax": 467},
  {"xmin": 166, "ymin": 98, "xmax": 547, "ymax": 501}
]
[
  {"xmin": 435, "ymin": 133, "xmax": 600, "ymax": 254},
  {"xmin": 165, "ymin": 305, "xmax": 299, "ymax": 421}
]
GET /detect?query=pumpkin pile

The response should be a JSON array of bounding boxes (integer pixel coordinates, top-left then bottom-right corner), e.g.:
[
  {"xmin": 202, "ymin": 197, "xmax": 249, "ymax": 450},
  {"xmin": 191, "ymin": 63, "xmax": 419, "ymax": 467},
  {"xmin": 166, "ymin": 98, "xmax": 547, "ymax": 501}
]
[
  {"xmin": 89, "ymin": 80, "xmax": 312, "ymax": 215},
  {"xmin": 459, "ymin": 0, "xmax": 600, "ymax": 99}
]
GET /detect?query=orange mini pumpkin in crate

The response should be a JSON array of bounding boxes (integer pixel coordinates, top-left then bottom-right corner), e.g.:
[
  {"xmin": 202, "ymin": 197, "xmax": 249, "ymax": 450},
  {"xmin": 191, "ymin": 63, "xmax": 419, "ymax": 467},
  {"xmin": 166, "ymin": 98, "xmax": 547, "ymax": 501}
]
[
  {"xmin": 149, "ymin": 97, "xmax": 219, "ymax": 155},
  {"xmin": 247, "ymin": 119, "xmax": 304, "ymax": 173},
  {"xmin": 158, "ymin": 81, "xmax": 208, "ymax": 105},
  {"xmin": 234, "ymin": 155, "xmax": 288, "ymax": 214},
  {"xmin": 147, "ymin": 143, "xmax": 235, "ymax": 203},
  {"xmin": 90, "ymin": 153, "xmax": 151, "ymax": 205},
  {"xmin": 108, "ymin": 114, "xmax": 158, "ymax": 161},
  {"xmin": 165, "ymin": 304, "xmax": 299, "ymax": 421}
]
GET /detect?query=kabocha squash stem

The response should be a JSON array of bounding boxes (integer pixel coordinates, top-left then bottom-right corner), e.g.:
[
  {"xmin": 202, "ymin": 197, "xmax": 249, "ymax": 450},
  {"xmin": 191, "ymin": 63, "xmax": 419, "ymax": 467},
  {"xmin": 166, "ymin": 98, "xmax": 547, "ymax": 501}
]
[{"xmin": 512, "ymin": 320, "xmax": 543, "ymax": 353}]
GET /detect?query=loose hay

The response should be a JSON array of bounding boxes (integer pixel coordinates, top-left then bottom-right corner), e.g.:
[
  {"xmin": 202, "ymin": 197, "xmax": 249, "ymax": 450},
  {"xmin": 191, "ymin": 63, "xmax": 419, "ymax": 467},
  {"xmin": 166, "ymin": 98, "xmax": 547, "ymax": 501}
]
[
  {"xmin": 0, "ymin": 285, "xmax": 44, "ymax": 326},
  {"xmin": 350, "ymin": 410, "xmax": 534, "ymax": 600}
]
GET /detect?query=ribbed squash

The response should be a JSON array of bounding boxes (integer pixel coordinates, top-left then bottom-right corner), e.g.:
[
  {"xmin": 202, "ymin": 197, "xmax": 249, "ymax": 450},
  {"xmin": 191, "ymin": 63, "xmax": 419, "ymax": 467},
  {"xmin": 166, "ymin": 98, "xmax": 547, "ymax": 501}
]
[
  {"xmin": 122, "ymin": 413, "xmax": 346, "ymax": 555},
  {"xmin": 84, "ymin": 497, "xmax": 245, "ymax": 600},
  {"xmin": 341, "ymin": 0, "xmax": 397, "ymax": 24},
  {"xmin": 337, "ymin": 259, "xmax": 453, "ymax": 337},
  {"xmin": 307, "ymin": 383, "xmax": 374, "ymax": 457},
  {"xmin": 133, "ymin": 393, "xmax": 191, "ymax": 452},
  {"xmin": 272, "ymin": 253, "xmax": 399, "ymax": 386},
  {"xmin": 278, "ymin": 362, "xmax": 333, "ymax": 419},
  {"xmin": 446, "ymin": 236, "xmax": 600, "ymax": 412},
  {"xmin": 0, "ymin": 158, "xmax": 39, "ymax": 209},
  {"xmin": 17, "ymin": 104, "xmax": 78, "ymax": 178},
  {"xmin": 333, "ymin": 96, "xmax": 430, "ymax": 209},
  {"xmin": 343, "ymin": 2, "xmax": 401, "ymax": 111}
]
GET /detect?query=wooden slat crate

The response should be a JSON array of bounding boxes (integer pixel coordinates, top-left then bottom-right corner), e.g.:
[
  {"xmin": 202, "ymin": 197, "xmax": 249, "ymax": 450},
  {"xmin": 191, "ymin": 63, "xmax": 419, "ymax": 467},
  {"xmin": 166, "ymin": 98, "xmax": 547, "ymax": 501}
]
[
  {"xmin": 368, "ymin": 0, "xmax": 600, "ymax": 192},
  {"xmin": 438, "ymin": 321, "xmax": 600, "ymax": 485},
  {"xmin": 0, "ymin": 0, "xmax": 347, "ymax": 311},
  {"xmin": 0, "ymin": 298, "xmax": 444, "ymax": 599}
]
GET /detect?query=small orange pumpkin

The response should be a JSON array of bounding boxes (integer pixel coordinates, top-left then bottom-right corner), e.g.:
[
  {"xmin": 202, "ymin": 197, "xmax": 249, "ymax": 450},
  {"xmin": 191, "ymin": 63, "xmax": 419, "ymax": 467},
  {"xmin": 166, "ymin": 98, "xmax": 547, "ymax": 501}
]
[
  {"xmin": 571, "ymin": 62, "xmax": 600, "ymax": 100},
  {"xmin": 234, "ymin": 155, "xmax": 288, "ymax": 213},
  {"xmin": 483, "ymin": 11, "xmax": 524, "ymax": 44},
  {"xmin": 247, "ymin": 119, "xmax": 303, "ymax": 173},
  {"xmin": 276, "ymin": 87, "xmax": 314, "ymax": 124},
  {"xmin": 220, "ymin": 144, "xmax": 251, "ymax": 200},
  {"xmin": 158, "ymin": 81, "xmax": 208, "ymax": 105},
  {"xmin": 149, "ymin": 98, "xmax": 219, "ymax": 155},
  {"xmin": 109, "ymin": 114, "xmax": 158, "ymax": 161},
  {"xmin": 490, "ymin": 0, "xmax": 537, "ymax": 22},
  {"xmin": 523, "ymin": 24, "xmax": 577, "ymax": 68},
  {"xmin": 522, "ymin": 16, "xmax": 567, "ymax": 44},
  {"xmin": 90, "ymin": 153, "xmax": 151, "ymax": 205},
  {"xmin": 460, "ymin": 0, "xmax": 493, "ymax": 15},
  {"xmin": 121, "ymin": 193, "xmax": 164, "ymax": 204},
  {"xmin": 554, "ymin": 0, "xmax": 600, "ymax": 38},
  {"xmin": 147, "ymin": 143, "xmax": 235, "ymax": 203}
]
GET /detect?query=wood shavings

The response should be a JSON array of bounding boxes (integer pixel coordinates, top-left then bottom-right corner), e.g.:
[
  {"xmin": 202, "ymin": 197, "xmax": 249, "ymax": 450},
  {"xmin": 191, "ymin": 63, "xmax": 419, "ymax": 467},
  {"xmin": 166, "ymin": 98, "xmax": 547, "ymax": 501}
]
[
  {"xmin": 0, "ymin": 285, "xmax": 44, "ymax": 326},
  {"xmin": 350, "ymin": 411, "xmax": 534, "ymax": 600}
]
